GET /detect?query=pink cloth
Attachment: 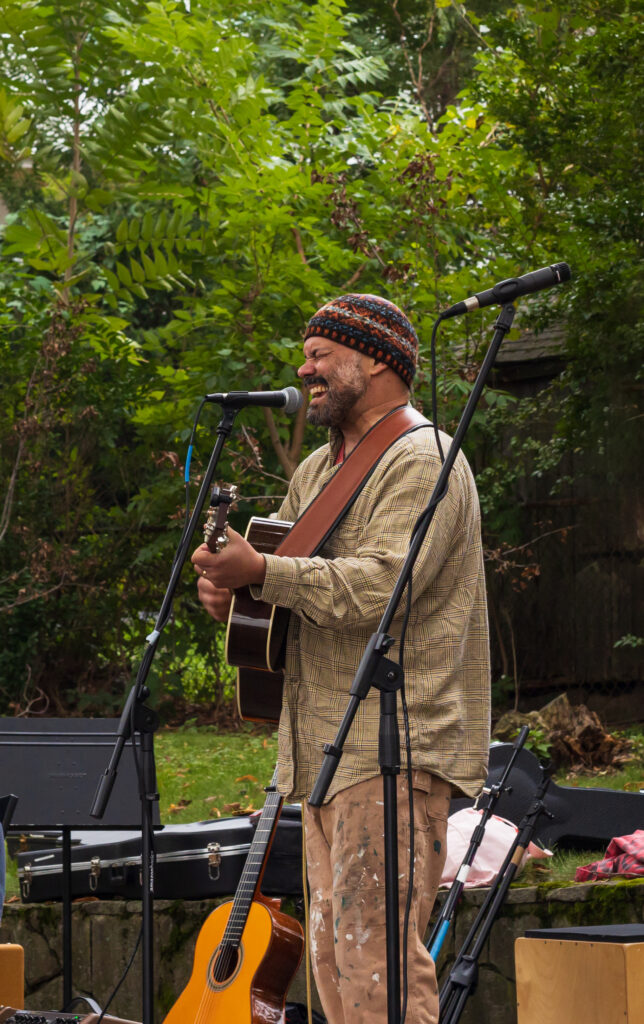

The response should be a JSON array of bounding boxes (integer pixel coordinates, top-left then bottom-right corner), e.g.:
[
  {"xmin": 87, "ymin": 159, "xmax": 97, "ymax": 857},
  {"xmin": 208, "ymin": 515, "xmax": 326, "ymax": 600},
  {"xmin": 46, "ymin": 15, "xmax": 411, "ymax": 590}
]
[{"xmin": 440, "ymin": 808, "xmax": 551, "ymax": 888}]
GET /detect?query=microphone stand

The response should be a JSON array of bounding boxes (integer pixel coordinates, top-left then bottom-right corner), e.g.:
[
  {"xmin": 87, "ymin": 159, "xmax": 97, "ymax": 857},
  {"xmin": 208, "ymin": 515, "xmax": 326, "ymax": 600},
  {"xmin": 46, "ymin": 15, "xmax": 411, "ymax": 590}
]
[
  {"xmin": 308, "ymin": 303, "xmax": 517, "ymax": 1024},
  {"xmin": 439, "ymin": 767, "xmax": 553, "ymax": 1024},
  {"xmin": 90, "ymin": 404, "xmax": 241, "ymax": 1024},
  {"xmin": 426, "ymin": 725, "xmax": 530, "ymax": 962}
]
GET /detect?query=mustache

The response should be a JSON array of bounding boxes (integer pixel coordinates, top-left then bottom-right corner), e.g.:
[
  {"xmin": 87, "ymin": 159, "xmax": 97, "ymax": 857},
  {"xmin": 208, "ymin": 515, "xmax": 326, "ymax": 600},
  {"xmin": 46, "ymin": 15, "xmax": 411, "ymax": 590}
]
[{"xmin": 303, "ymin": 375, "xmax": 328, "ymax": 389}]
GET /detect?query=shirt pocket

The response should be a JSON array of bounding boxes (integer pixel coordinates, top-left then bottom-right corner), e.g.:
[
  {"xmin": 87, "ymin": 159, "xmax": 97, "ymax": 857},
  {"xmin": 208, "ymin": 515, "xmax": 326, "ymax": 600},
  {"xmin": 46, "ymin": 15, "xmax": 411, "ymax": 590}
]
[{"xmin": 319, "ymin": 506, "xmax": 366, "ymax": 558}]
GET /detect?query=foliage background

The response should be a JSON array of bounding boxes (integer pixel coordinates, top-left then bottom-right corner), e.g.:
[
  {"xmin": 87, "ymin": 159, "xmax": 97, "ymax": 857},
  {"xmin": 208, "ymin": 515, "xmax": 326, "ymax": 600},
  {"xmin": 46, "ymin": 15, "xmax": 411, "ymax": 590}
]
[{"xmin": 0, "ymin": 0, "xmax": 641, "ymax": 719}]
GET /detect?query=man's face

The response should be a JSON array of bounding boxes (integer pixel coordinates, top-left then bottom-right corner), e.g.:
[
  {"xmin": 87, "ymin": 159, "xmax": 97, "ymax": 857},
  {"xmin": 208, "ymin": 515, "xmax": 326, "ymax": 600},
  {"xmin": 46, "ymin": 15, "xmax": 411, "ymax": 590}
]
[{"xmin": 297, "ymin": 336, "xmax": 371, "ymax": 428}]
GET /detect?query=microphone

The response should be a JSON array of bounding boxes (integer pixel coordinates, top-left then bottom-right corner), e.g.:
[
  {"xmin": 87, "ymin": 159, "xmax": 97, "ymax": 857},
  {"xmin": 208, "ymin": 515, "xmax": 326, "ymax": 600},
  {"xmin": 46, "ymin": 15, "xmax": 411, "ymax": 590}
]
[
  {"xmin": 205, "ymin": 385, "xmax": 303, "ymax": 414},
  {"xmin": 441, "ymin": 262, "xmax": 571, "ymax": 319}
]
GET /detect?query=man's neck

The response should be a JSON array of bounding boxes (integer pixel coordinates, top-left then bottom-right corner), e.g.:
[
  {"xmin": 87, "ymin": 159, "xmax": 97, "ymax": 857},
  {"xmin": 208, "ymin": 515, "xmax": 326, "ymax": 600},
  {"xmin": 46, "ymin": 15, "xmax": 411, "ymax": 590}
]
[{"xmin": 341, "ymin": 398, "xmax": 409, "ymax": 455}]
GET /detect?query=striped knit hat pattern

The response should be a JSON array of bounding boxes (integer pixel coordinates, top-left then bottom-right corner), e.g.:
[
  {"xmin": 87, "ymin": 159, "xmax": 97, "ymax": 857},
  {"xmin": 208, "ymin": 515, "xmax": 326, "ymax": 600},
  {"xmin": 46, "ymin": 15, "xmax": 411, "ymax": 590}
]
[{"xmin": 304, "ymin": 294, "xmax": 418, "ymax": 387}]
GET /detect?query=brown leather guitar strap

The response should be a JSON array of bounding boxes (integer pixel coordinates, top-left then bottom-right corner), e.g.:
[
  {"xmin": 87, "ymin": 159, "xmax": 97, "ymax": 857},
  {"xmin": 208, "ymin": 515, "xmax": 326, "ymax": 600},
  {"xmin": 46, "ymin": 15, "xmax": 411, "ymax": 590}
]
[{"xmin": 273, "ymin": 404, "xmax": 430, "ymax": 558}]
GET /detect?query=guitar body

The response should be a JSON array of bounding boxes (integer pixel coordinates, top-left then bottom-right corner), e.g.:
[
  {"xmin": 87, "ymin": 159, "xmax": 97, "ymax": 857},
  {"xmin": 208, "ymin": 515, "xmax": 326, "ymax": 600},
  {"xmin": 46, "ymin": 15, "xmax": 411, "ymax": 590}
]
[
  {"xmin": 163, "ymin": 896, "xmax": 303, "ymax": 1024},
  {"xmin": 235, "ymin": 666, "xmax": 285, "ymax": 726},
  {"xmin": 226, "ymin": 518, "xmax": 292, "ymax": 724}
]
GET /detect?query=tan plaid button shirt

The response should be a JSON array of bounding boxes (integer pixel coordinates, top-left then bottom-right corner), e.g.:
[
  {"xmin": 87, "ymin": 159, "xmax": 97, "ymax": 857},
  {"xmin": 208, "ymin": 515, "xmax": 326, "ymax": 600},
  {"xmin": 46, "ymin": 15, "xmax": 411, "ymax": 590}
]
[{"xmin": 256, "ymin": 416, "xmax": 490, "ymax": 802}]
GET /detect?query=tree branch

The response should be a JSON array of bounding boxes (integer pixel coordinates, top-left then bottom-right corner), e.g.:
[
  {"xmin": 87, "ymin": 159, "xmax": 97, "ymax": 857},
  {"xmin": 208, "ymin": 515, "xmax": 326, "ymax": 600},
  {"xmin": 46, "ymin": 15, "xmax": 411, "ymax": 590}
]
[
  {"xmin": 263, "ymin": 407, "xmax": 298, "ymax": 478},
  {"xmin": 0, "ymin": 361, "xmax": 40, "ymax": 544},
  {"xmin": 291, "ymin": 226, "xmax": 308, "ymax": 264},
  {"xmin": 340, "ymin": 263, "xmax": 366, "ymax": 291},
  {"xmin": 288, "ymin": 398, "xmax": 307, "ymax": 467}
]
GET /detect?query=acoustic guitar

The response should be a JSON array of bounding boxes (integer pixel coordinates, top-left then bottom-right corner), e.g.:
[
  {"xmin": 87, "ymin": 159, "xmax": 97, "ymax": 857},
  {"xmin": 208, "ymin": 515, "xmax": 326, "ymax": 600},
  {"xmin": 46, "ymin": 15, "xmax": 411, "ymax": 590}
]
[{"xmin": 163, "ymin": 771, "xmax": 303, "ymax": 1024}]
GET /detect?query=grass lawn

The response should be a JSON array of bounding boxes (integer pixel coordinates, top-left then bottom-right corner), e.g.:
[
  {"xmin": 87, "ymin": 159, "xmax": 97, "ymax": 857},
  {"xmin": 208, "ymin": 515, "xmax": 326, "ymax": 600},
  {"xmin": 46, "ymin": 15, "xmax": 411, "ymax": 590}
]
[
  {"xmin": 3, "ymin": 723, "xmax": 642, "ymax": 899},
  {"xmin": 155, "ymin": 724, "xmax": 279, "ymax": 821}
]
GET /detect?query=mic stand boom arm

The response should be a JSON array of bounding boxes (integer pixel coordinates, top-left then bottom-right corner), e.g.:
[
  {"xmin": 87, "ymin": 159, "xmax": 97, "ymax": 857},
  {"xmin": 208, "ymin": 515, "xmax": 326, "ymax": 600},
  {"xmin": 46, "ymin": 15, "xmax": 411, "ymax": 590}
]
[
  {"xmin": 90, "ymin": 403, "xmax": 240, "ymax": 1024},
  {"xmin": 308, "ymin": 303, "xmax": 517, "ymax": 1024}
]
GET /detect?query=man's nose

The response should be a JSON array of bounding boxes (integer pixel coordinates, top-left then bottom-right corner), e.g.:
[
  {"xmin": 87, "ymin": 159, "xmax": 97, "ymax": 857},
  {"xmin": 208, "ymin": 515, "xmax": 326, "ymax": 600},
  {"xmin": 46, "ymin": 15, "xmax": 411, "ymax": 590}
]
[{"xmin": 297, "ymin": 359, "xmax": 314, "ymax": 379}]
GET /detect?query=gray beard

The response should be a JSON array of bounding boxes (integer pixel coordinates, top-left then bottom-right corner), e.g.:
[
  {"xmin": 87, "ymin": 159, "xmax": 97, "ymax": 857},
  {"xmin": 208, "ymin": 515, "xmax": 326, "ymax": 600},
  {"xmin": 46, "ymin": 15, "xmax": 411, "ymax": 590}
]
[
  {"xmin": 306, "ymin": 389, "xmax": 359, "ymax": 428},
  {"xmin": 305, "ymin": 358, "xmax": 368, "ymax": 429}
]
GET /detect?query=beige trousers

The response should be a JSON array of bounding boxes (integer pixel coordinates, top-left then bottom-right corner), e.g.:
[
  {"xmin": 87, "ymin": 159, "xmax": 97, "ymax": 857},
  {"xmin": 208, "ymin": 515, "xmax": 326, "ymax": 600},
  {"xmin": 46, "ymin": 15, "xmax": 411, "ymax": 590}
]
[{"xmin": 303, "ymin": 770, "xmax": 450, "ymax": 1024}]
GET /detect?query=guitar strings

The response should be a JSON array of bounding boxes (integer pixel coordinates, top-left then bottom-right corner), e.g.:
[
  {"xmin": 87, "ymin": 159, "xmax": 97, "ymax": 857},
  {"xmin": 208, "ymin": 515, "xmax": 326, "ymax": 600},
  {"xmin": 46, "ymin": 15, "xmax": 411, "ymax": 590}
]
[{"xmin": 193, "ymin": 778, "xmax": 282, "ymax": 1021}]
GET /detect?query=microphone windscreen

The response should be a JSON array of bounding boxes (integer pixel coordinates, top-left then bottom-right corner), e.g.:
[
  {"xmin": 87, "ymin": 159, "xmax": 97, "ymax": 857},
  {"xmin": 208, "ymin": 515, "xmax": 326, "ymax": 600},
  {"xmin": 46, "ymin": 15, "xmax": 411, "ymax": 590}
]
[
  {"xmin": 283, "ymin": 386, "xmax": 304, "ymax": 414},
  {"xmin": 553, "ymin": 262, "xmax": 572, "ymax": 283}
]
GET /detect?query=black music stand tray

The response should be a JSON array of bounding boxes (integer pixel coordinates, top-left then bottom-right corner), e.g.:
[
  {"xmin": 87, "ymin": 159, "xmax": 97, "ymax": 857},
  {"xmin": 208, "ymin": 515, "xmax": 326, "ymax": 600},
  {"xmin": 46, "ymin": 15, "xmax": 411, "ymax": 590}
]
[{"xmin": 0, "ymin": 718, "xmax": 160, "ymax": 1009}]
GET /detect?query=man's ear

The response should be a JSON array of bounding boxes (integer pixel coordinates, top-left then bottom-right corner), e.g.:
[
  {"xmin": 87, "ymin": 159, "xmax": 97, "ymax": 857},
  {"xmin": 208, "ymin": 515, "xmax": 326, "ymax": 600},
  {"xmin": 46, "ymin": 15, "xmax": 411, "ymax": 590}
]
[{"xmin": 369, "ymin": 359, "xmax": 389, "ymax": 377}]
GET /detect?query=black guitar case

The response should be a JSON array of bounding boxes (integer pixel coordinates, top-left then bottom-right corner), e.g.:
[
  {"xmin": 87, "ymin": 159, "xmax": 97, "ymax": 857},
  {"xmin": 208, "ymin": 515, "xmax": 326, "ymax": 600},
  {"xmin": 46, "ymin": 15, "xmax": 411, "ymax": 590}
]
[{"xmin": 451, "ymin": 743, "xmax": 644, "ymax": 849}]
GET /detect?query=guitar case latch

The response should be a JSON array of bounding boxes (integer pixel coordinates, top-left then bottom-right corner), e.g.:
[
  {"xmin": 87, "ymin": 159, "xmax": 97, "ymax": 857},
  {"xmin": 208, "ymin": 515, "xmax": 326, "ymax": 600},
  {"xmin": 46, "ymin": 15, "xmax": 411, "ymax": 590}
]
[
  {"xmin": 207, "ymin": 841, "xmax": 221, "ymax": 881},
  {"xmin": 20, "ymin": 862, "xmax": 32, "ymax": 899},
  {"xmin": 89, "ymin": 855, "xmax": 101, "ymax": 891}
]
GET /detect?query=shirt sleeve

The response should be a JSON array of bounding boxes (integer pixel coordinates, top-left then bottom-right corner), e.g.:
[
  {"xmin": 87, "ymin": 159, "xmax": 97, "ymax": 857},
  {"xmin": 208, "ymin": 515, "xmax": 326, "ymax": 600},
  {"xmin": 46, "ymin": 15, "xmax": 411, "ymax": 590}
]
[{"xmin": 256, "ymin": 436, "xmax": 476, "ymax": 630}]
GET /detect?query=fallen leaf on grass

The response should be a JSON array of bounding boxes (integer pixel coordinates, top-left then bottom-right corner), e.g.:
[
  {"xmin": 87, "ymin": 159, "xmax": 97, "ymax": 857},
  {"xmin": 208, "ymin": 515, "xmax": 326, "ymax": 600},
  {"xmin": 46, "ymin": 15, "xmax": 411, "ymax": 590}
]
[
  {"xmin": 208, "ymin": 807, "xmax": 222, "ymax": 818},
  {"xmin": 168, "ymin": 799, "xmax": 192, "ymax": 813},
  {"xmin": 222, "ymin": 801, "xmax": 256, "ymax": 816},
  {"xmin": 235, "ymin": 774, "xmax": 257, "ymax": 783}
]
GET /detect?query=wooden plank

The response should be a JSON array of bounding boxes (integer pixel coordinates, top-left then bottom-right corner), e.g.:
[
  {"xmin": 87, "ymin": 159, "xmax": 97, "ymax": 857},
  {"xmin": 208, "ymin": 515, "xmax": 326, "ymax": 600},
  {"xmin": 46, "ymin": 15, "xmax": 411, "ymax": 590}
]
[{"xmin": 516, "ymin": 937, "xmax": 644, "ymax": 1024}]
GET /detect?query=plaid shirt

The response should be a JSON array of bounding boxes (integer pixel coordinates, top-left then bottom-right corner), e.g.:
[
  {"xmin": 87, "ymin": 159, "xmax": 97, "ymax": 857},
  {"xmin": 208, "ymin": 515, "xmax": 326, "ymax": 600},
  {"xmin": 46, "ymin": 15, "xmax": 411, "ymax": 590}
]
[{"xmin": 256, "ymin": 418, "xmax": 490, "ymax": 802}]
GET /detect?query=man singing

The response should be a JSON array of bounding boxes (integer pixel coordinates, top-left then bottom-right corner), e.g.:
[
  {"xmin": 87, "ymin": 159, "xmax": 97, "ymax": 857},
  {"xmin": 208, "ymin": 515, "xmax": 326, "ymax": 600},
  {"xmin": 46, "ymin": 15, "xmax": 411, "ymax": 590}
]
[{"xmin": 192, "ymin": 293, "xmax": 490, "ymax": 1023}]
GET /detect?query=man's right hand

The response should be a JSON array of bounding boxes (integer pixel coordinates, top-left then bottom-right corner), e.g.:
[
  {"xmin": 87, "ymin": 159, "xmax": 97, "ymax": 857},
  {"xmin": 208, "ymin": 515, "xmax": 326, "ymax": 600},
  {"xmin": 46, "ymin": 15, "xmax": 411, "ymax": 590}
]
[{"xmin": 196, "ymin": 577, "xmax": 232, "ymax": 622}]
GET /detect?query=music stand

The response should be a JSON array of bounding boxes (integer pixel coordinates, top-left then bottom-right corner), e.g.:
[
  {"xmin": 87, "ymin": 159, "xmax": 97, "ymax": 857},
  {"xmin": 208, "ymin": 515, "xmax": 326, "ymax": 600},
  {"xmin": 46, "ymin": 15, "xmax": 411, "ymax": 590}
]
[{"xmin": 0, "ymin": 718, "xmax": 160, "ymax": 1009}]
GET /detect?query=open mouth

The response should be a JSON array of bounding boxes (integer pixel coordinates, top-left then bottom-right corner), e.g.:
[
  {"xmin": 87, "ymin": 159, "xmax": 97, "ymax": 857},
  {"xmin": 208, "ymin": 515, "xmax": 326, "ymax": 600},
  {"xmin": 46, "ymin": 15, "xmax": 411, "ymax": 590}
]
[{"xmin": 308, "ymin": 383, "xmax": 328, "ymax": 400}]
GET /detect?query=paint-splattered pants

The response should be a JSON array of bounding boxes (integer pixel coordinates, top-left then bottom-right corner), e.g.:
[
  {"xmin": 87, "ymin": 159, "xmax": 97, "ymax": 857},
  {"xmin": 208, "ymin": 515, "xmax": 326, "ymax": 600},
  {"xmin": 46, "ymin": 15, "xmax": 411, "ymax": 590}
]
[{"xmin": 303, "ymin": 770, "xmax": 450, "ymax": 1024}]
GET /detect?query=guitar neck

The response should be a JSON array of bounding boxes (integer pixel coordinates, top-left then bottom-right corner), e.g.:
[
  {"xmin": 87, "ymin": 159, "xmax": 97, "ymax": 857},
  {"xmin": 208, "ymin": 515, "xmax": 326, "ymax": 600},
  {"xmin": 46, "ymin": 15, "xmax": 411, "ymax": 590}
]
[{"xmin": 221, "ymin": 779, "xmax": 284, "ymax": 948}]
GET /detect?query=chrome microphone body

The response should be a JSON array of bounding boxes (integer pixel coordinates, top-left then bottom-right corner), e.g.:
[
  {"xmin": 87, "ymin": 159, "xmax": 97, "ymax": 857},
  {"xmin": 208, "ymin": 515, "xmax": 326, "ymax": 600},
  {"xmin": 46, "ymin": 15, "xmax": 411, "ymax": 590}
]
[{"xmin": 205, "ymin": 386, "xmax": 303, "ymax": 414}]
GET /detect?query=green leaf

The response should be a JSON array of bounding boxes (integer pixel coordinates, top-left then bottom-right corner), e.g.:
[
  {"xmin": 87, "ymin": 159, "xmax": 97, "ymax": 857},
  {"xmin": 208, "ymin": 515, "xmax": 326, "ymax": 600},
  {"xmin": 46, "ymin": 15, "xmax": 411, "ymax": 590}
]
[
  {"xmin": 115, "ymin": 261, "xmax": 132, "ymax": 287},
  {"xmin": 130, "ymin": 257, "xmax": 145, "ymax": 283}
]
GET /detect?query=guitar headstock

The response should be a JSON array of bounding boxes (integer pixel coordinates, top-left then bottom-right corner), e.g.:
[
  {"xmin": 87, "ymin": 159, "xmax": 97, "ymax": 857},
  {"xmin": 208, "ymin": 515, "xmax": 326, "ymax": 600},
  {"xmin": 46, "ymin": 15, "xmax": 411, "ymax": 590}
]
[{"xmin": 203, "ymin": 485, "xmax": 238, "ymax": 553}]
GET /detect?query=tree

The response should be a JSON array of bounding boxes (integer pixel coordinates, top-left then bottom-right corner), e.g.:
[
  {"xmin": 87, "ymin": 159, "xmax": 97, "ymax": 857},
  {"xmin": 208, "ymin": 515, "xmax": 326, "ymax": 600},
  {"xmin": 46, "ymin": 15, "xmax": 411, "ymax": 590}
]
[
  {"xmin": 3, "ymin": 0, "xmax": 639, "ymax": 715},
  {"xmin": 0, "ymin": 0, "xmax": 519, "ymax": 713}
]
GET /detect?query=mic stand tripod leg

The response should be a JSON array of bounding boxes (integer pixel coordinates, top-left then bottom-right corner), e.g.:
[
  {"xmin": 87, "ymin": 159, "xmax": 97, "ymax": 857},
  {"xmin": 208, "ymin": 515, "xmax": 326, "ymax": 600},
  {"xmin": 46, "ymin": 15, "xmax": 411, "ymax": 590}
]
[{"xmin": 133, "ymin": 702, "xmax": 160, "ymax": 1024}]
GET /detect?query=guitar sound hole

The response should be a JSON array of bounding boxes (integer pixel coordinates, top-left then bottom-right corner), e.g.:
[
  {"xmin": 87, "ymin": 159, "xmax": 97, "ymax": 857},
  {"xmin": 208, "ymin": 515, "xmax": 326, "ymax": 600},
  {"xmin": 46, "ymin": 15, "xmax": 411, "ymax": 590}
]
[{"xmin": 209, "ymin": 942, "xmax": 242, "ymax": 987}]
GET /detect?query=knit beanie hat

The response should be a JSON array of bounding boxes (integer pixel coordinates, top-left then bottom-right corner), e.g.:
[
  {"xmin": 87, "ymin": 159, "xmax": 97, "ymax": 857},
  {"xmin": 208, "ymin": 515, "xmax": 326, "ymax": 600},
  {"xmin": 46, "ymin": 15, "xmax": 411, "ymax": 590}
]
[{"xmin": 304, "ymin": 293, "xmax": 418, "ymax": 387}]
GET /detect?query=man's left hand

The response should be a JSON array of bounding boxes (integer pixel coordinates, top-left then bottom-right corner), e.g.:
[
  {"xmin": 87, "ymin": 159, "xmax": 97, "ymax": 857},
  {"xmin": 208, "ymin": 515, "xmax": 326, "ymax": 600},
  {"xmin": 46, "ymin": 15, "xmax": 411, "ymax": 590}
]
[{"xmin": 191, "ymin": 527, "xmax": 267, "ymax": 590}]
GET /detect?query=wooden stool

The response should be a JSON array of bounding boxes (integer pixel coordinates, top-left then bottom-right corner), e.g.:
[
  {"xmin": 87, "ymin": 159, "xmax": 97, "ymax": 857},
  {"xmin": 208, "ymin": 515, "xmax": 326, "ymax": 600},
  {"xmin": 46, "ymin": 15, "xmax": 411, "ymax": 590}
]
[
  {"xmin": 0, "ymin": 943, "xmax": 24, "ymax": 1008},
  {"xmin": 516, "ymin": 924, "xmax": 644, "ymax": 1024}
]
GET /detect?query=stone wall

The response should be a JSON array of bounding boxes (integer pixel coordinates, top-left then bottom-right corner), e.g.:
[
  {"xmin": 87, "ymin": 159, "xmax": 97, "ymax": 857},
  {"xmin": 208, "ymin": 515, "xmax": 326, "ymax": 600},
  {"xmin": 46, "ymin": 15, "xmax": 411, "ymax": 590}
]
[{"xmin": 0, "ymin": 880, "xmax": 642, "ymax": 1022}]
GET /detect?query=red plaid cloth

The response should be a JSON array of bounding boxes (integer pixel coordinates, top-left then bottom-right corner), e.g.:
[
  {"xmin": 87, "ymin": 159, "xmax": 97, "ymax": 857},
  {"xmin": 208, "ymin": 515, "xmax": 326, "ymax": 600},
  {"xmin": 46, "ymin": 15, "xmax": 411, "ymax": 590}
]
[{"xmin": 575, "ymin": 829, "xmax": 644, "ymax": 881}]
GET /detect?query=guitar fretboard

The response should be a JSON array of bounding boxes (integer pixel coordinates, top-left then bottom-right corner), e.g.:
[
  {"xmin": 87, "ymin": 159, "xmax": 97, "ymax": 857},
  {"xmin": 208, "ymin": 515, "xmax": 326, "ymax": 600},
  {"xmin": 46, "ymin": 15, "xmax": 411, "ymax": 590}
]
[{"xmin": 221, "ymin": 775, "xmax": 283, "ymax": 947}]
